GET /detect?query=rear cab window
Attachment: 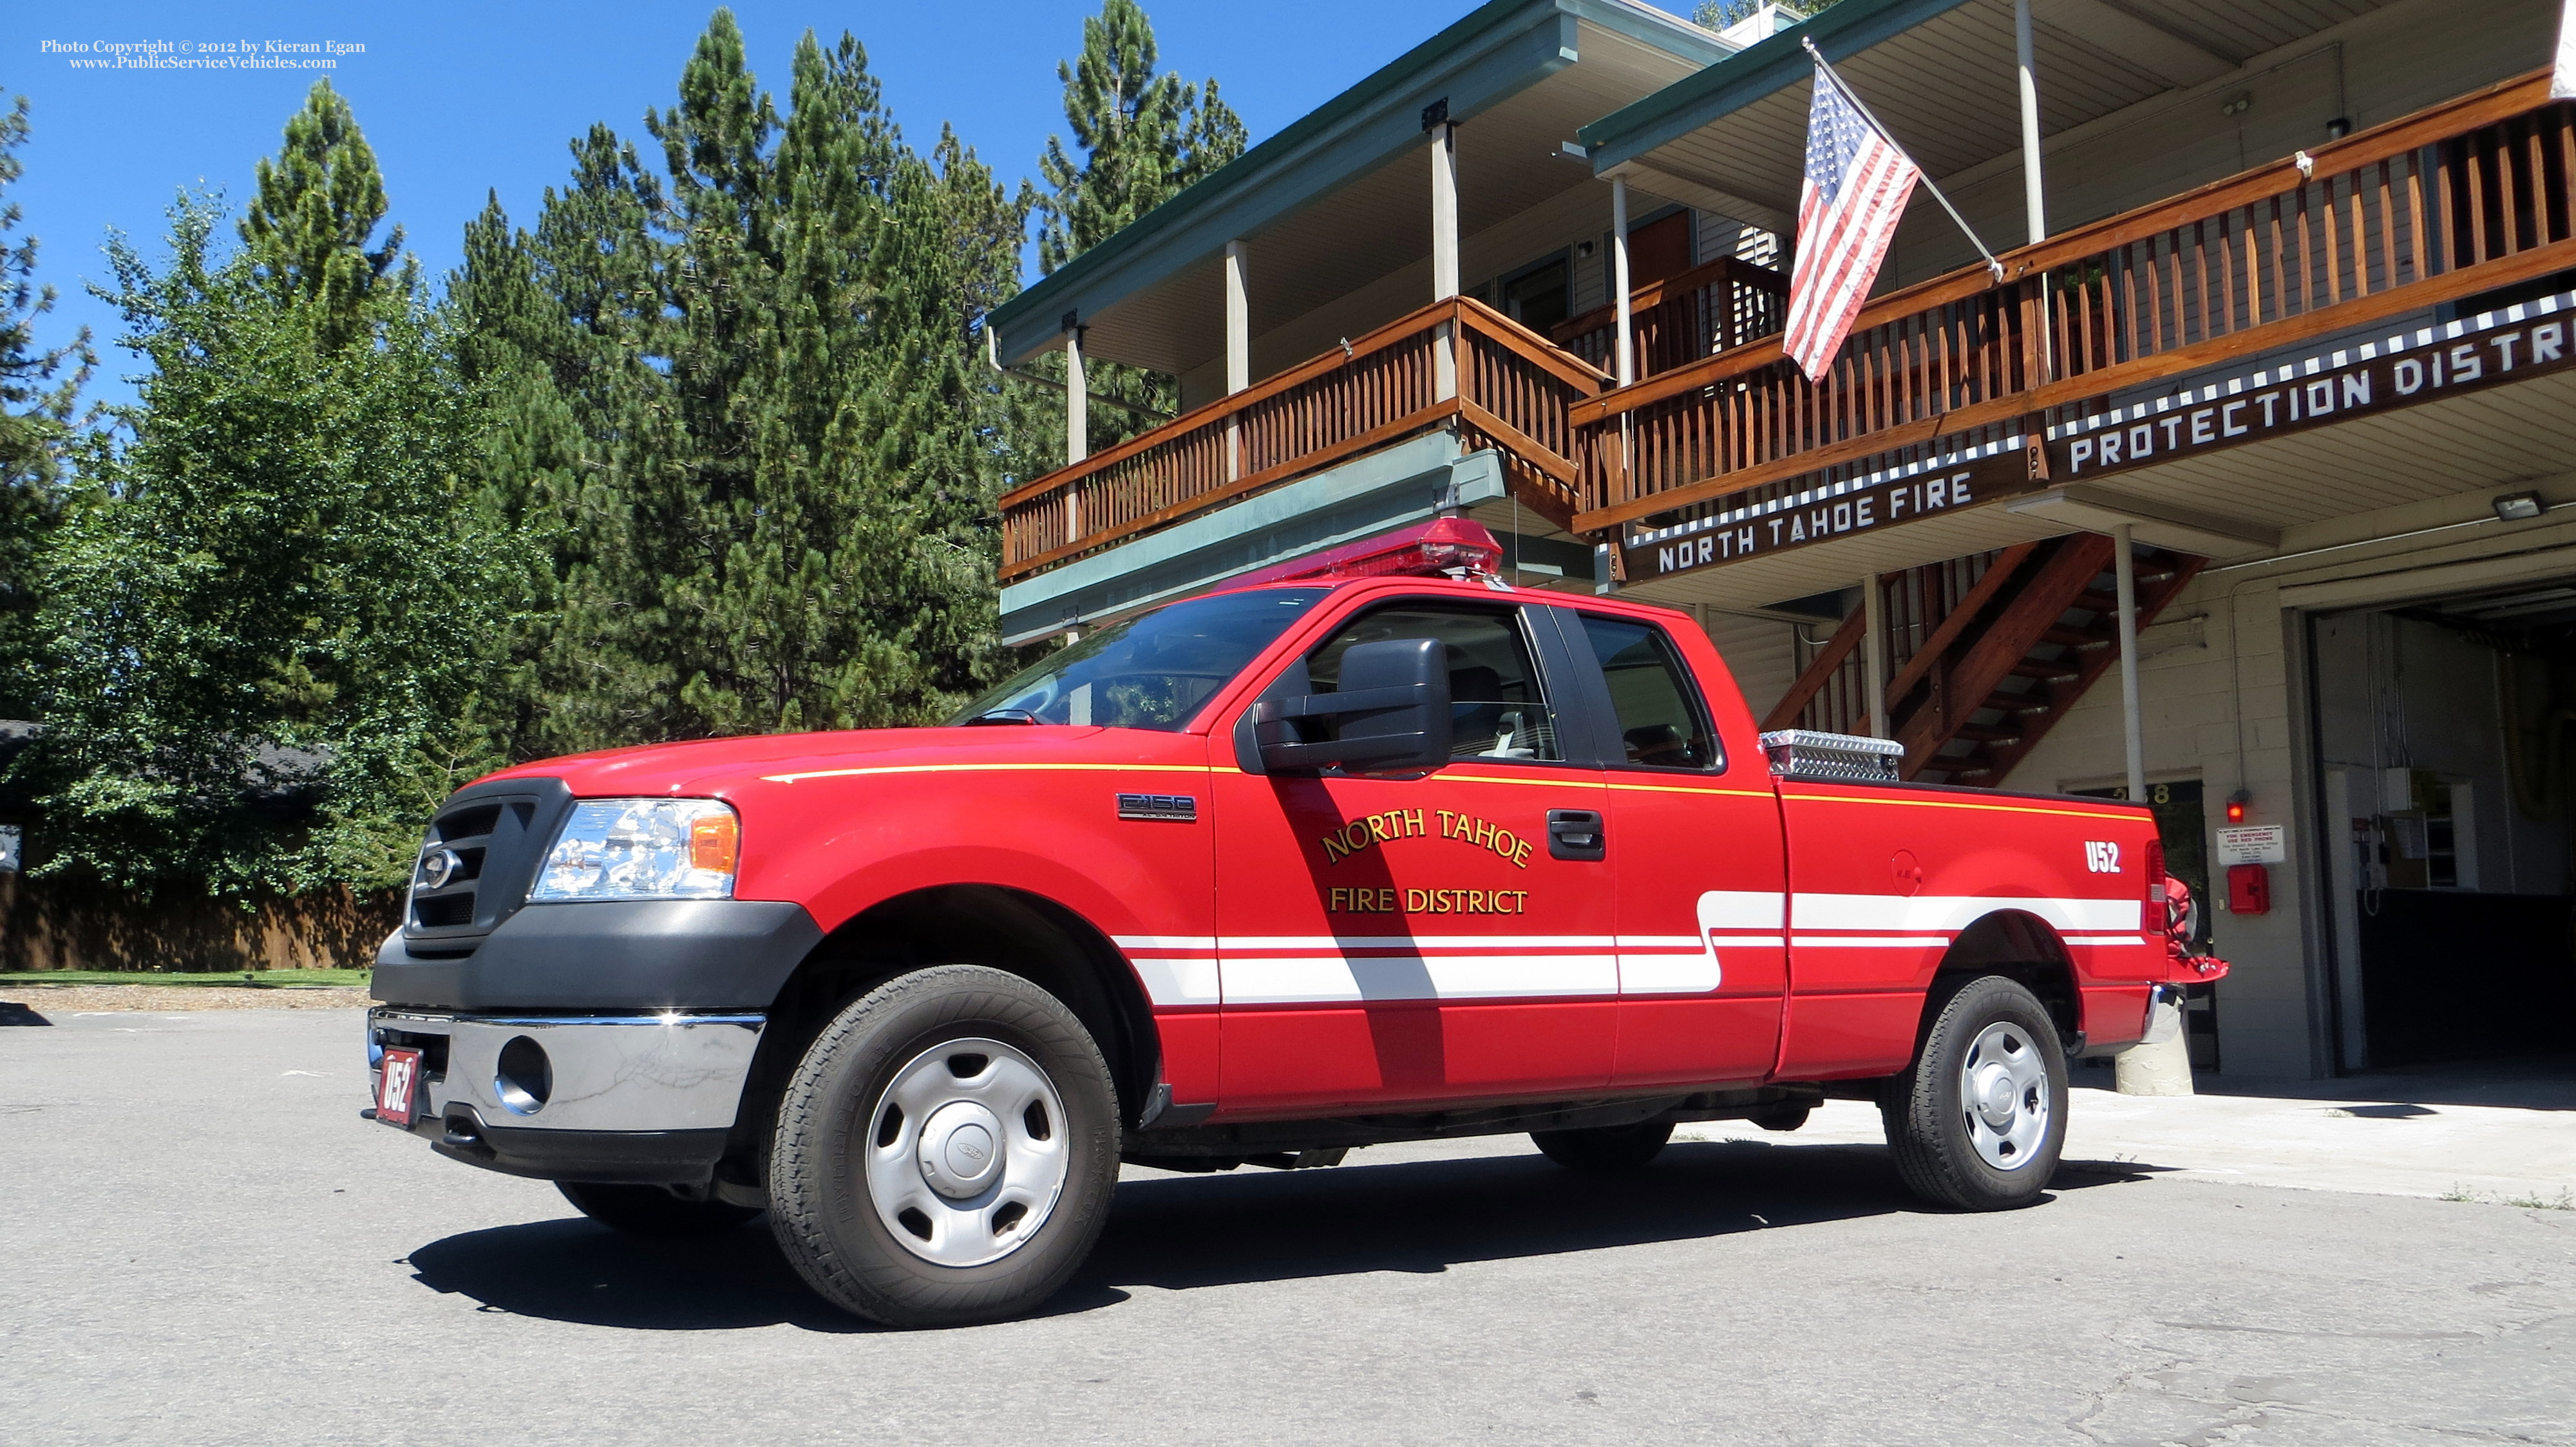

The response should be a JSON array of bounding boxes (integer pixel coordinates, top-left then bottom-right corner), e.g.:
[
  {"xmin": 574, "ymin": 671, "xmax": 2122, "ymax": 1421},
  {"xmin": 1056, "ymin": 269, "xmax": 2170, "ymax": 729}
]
[{"xmin": 1574, "ymin": 614, "xmax": 1724, "ymax": 772}]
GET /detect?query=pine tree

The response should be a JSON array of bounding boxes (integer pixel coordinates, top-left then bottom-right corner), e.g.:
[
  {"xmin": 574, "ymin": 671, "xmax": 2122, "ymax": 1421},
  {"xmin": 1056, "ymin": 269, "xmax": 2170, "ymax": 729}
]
[
  {"xmin": 0, "ymin": 90, "xmax": 91, "ymax": 721},
  {"xmin": 445, "ymin": 10, "xmax": 1025, "ymax": 754},
  {"xmin": 239, "ymin": 79, "xmax": 405, "ymax": 346},
  {"xmin": 1032, "ymin": 0, "xmax": 1245, "ymax": 457}
]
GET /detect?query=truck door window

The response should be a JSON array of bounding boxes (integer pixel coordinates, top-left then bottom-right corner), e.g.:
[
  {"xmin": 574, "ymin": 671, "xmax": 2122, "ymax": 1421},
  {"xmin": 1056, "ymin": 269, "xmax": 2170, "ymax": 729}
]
[
  {"xmin": 1577, "ymin": 616, "xmax": 1722, "ymax": 771},
  {"xmin": 1298, "ymin": 605, "xmax": 1562, "ymax": 762}
]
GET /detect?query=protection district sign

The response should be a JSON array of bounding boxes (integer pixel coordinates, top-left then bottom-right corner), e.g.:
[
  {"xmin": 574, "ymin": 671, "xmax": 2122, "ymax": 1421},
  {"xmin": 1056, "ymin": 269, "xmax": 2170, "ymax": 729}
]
[{"xmin": 1617, "ymin": 290, "xmax": 2576, "ymax": 585}]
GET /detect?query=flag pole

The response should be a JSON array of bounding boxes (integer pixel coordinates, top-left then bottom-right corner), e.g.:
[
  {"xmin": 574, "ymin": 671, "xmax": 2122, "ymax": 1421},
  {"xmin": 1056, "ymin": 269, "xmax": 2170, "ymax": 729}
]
[{"xmin": 1802, "ymin": 36, "xmax": 2006, "ymax": 281}]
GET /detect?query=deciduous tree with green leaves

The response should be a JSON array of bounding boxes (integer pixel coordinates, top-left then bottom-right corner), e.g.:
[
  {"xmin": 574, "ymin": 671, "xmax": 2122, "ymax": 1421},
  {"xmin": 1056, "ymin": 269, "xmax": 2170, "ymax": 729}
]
[{"xmin": 29, "ymin": 151, "xmax": 527, "ymax": 895}]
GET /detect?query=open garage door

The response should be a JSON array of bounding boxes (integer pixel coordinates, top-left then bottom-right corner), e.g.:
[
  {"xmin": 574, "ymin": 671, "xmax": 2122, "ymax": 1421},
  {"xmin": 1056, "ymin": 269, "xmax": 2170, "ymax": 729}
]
[{"xmin": 2311, "ymin": 580, "xmax": 2576, "ymax": 1073}]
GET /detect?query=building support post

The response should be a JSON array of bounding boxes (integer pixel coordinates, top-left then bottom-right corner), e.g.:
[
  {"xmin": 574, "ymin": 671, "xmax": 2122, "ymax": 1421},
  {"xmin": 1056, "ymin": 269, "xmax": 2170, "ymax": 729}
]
[
  {"xmin": 2111, "ymin": 521, "xmax": 2192, "ymax": 1095},
  {"xmin": 1062, "ymin": 318, "xmax": 1087, "ymax": 547},
  {"xmin": 1429, "ymin": 110, "xmax": 1459, "ymax": 401},
  {"xmin": 1063, "ymin": 317, "xmax": 1088, "ymax": 466},
  {"xmin": 1611, "ymin": 175, "xmax": 1635, "ymax": 386},
  {"xmin": 1862, "ymin": 572, "xmax": 1889, "ymax": 739},
  {"xmin": 1224, "ymin": 240, "xmax": 1249, "ymax": 480}
]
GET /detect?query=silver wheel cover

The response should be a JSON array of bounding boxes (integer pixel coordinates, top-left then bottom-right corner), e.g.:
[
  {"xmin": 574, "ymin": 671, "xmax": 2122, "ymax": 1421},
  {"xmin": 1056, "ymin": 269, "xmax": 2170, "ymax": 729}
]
[
  {"xmin": 864, "ymin": 1037, "xmax": 1071, "ymax": 1268},
  {"xmin": 1958, "ymin": 1020, "xmax": 2050, "ymax": 1171}
]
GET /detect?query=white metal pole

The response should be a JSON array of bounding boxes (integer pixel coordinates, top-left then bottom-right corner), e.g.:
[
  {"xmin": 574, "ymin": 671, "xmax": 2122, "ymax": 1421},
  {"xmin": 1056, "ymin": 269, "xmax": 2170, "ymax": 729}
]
[
  {"xmin": 1611, "ymin": 175, "xmax": 1635, "ymax": 386},
  {"xmin": 2015, "ymin": 0, "xmax": 2047, "ymax": 245},
  {"xmin": 2114, "ymin": 524, "xmax": 2146, "ymax": 802},
  {"xmin": 1862, "ymin": 573, "xmax": 1890, "ymax": 738}
]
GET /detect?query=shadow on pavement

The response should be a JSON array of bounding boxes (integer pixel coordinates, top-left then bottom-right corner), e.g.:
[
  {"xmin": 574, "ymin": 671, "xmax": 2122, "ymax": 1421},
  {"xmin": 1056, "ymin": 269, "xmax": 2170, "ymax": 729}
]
[
  {"xmin": 404, "ymin": 1217, "xmax": 1131, "ymax": 1332},
  {"xmin": 2194, "ymin": 1054, "xmax": 2576, "ymax": 1113},
  {"xmin": 402, "ymin": 1137, "xmax": 2153, "ymax": 1331},
  {"xmin": 1082, "ymin": 1136, "xmax": 2144, "ymax": 1292},
  {"xmin": 0, "ymin": 1001, "xmax": 52, "ymax": 1026}
]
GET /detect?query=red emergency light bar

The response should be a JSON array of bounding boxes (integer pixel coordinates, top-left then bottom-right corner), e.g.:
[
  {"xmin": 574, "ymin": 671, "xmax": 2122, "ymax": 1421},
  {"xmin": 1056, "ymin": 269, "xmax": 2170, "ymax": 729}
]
[{"xmin": 1224, "ymin": 517, "xmax": 1505, "ymax": 590}]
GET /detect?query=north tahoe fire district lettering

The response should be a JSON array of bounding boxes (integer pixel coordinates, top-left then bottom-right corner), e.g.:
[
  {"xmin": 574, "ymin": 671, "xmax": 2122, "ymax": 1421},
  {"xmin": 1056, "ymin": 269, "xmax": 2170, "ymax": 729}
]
[
  {"xmin": 1328, "ymin": 886, "xmax": 1533, "ymax": 914},
  {"xmin": 1653, "ymin": 468, "xmax": 1978, "ymax": 574},
  {"xmin": 1316, "ymin": 808, "xmax": 1533, "ymax": 868}
]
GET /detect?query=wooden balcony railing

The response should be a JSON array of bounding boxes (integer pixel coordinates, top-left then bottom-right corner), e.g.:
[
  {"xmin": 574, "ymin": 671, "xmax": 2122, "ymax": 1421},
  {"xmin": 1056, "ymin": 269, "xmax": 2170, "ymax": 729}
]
[
  {"xmin": 1572, "ymin": 68, "xmax": 2576, "ymax": 534},
  {"xmin": 999, "ymin": 297, "xmax": 1609, "ymax": 582},
  {"xmin": 1552, "ymin": 255, "xmax": 1789, "ymax": 380}
]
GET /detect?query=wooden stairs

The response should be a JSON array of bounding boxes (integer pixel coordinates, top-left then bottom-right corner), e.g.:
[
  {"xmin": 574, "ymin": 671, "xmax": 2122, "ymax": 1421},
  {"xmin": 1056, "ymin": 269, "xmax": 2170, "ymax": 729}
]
[{"xmin": 1760, "ymin": 536, "xmax": 2206, "ymax": 787}]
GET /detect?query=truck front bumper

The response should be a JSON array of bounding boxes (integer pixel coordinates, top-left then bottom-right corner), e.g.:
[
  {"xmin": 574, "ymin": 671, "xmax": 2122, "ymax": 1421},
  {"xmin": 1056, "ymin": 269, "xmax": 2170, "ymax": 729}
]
[{"xmin": 368, "ymin": 1008, "xmax": 763, "ymax": 1184}]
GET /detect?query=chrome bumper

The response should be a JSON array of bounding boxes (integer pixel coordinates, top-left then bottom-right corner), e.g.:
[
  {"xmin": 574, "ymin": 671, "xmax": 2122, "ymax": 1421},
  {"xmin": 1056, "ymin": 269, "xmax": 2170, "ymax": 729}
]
[{"xmin": 368, "ymin": 1008, "xmax": 764, "ymax": 1133}]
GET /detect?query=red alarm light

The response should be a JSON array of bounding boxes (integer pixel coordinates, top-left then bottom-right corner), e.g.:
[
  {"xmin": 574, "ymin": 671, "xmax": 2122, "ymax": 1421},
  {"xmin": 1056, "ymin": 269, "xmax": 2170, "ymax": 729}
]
[
  {"xmin": 1223, "ymin": 517, "xmax": 1504, "ymax": 589},
  {"xmin": 2224, "ymin": 789, "xmax": 2249, "ymax": 824}
]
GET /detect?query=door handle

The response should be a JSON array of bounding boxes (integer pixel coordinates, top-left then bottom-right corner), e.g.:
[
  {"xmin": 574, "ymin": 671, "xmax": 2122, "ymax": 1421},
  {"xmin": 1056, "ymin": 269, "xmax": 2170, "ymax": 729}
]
[{"xmin": 1548, "ymin": 808, "xmax": 1605, "ymax": 862}]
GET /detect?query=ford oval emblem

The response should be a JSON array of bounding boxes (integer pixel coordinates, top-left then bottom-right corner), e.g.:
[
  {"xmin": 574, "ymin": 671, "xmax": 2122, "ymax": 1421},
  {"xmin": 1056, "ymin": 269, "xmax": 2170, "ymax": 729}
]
[{"xmin": 421, "ymin": 848, "xmax": 462, "ymax": 891}]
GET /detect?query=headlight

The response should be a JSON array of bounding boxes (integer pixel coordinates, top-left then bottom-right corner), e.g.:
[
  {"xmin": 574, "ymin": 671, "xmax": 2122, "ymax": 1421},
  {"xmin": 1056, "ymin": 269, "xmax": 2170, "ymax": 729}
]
[{"xmin": 530, "ymin": 798, "xmax": 739, "ymax": 902}]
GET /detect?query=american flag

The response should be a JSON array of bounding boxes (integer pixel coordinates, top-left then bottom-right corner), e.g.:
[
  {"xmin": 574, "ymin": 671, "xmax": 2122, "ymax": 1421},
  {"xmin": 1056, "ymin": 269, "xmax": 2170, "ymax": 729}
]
[{"xmin": 1783, "ymin": 62, "xmax": 1922, "ymax": 383}]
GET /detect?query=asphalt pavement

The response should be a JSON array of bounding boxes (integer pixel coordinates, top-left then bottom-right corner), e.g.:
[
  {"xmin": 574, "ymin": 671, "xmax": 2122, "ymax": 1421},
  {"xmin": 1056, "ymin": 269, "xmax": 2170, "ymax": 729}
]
[{"xmin": 3, "ymin": 1006, "xmax": 2570, "ymax": 1446}]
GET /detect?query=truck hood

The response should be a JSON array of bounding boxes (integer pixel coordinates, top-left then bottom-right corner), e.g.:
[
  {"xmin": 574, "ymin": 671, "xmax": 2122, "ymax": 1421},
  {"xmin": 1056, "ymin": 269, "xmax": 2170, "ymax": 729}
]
[{"xmin": 477, "ymin": 724, "xmax": 1119, "ymax": 798}]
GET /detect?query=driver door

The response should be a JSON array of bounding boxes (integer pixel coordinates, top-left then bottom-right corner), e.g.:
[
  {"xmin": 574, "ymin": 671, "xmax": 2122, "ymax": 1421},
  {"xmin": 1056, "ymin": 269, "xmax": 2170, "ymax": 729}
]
[{"xmin": 1211, "ymin": 599, "xmax": 1615, "ymax": 1113}]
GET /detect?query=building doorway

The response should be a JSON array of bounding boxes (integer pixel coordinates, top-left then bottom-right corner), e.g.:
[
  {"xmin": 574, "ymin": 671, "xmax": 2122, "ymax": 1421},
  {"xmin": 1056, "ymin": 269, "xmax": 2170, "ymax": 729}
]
[{"xmin": 2311, "ymin": 583, "xmax": 2576, "ymax": 1072}]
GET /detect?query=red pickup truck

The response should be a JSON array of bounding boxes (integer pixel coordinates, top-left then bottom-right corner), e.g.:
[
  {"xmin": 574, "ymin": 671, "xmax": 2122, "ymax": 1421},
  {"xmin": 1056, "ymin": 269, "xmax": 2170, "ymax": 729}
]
[{"xmin": 369, "ymin": 519, "xmax": 2220, "ymax": 1328}]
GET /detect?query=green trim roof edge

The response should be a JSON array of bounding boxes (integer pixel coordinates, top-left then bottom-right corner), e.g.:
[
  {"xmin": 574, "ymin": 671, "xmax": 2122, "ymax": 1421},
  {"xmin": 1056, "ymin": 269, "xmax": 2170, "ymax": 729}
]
[
  {"xmin": 987, "ymin": 0, "xmax": 1734, "ymax": 362},
  {"xmin": 1577, "ymin": 0, "xmax": 1975, "ymax": 171}
]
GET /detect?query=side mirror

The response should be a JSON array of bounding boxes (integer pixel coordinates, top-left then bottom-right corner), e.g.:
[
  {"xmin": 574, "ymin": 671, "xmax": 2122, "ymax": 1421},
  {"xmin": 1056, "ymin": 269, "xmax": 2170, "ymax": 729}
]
[{"xmin": 1254, "ymin": 638, "xmax": 1453, "ymax": 775}]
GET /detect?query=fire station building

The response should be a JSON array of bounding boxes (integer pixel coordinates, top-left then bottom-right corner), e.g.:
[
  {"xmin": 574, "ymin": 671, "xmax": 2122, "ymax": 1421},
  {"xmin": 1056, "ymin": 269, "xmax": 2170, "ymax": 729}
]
[{"xmin": 984, "ymin": 0, "xmax": 2576, "ymax": 1080}]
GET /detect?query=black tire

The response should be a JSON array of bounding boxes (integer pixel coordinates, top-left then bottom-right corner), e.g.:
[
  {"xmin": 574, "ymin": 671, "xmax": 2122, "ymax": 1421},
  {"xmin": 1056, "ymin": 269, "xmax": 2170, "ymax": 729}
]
[
  {"xmin": 1880, "ymin": 974, "xmax": 2069, "ymax": 1211},
  {"xmin": 556, "ymin": 1181, "xmax": 760, "ymax": 1236},
  {"xmin": 1530, "ymin": 1119, "xmax": 1673, "ymax": 1172},
  {"xmin": 768, "ymin": 965, "xmax": 1119, "ymax": 1329}
]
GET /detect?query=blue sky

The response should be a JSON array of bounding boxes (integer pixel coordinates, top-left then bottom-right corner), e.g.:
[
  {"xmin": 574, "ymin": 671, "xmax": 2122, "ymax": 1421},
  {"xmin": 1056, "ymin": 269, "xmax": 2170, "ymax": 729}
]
[{"xmin": 5, "ymin": 1, "xmax": 1690, "ymax": 410}]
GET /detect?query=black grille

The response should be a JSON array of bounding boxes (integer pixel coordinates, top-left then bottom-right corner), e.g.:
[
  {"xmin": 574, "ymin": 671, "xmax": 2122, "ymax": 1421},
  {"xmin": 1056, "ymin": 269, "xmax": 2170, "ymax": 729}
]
[
  {"xmin": 412, "ymin": 893, "xmax": 476, "ymax": 928},
  {"xmin": 400, "ymin": 777, "xmax": 573, "ymax": 948}
]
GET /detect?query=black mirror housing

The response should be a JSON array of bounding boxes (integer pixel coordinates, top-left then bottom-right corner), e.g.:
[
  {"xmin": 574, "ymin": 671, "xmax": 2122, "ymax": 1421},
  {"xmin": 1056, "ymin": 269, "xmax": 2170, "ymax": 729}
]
[{"xmin": 1254, "ymin": 638, "xmax": 1453, "ymax": 775}]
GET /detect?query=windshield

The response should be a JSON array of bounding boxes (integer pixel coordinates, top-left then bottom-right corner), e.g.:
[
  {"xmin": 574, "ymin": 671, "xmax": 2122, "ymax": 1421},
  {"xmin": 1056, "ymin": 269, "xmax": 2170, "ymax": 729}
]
[{"xmin": 952, "ymin": 588, "xmax": 1328, "ymax": 731}]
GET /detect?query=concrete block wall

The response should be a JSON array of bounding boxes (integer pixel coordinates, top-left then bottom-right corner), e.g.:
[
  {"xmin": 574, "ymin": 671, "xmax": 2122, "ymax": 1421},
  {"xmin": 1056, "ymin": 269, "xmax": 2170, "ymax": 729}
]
[{"xmin": 2011, "ymin": 572, "xmax": 2320, "ymax": 1078}]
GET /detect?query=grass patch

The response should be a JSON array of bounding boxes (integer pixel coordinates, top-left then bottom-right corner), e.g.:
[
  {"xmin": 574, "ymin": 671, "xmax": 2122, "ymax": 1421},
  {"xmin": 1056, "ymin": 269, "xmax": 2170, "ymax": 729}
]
[
  {"xmin": 0, "ymin": 969, "xmax": 375, "ymax": 989},
  {"xmin": 2441, "ymin": 1181, "xmax": 2574, "ymax": 1210}
]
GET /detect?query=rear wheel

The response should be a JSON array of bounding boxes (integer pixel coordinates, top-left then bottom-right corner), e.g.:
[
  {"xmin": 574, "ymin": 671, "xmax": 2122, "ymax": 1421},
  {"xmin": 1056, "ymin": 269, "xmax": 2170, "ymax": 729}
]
[
  {"xmin": 555, "ymin": 1181, "xmax": 759, "ymax": 1236},
  {"xmin": 1530, "ymin": 1119, "xmax": 1673, "ymax": 1172},
  {"xmin": 768, "ymin": 965, "xmax": 1119, "ymax": 1328},
  {"xmin": 1881, "ymin": 975, "xmax": 2067, "ymax": 1210}
]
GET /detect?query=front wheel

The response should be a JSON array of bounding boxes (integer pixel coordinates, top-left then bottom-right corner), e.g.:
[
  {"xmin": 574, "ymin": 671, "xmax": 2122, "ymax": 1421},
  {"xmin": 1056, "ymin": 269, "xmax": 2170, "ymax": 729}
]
[
  {"xmin": 768, "ymin": 965, "xmax": 1120, "ymax": 1328},
  {"xmin": 1880, "ymin": 975, "xmax": 2068, "ymax": 1210}
]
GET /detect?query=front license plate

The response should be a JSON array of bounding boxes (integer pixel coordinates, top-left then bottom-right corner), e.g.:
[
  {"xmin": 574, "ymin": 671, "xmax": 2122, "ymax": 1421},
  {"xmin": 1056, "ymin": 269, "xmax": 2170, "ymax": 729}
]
[{"xmin": 377, "ymin": 1048, "xmax": 422, "ymax": 1127}]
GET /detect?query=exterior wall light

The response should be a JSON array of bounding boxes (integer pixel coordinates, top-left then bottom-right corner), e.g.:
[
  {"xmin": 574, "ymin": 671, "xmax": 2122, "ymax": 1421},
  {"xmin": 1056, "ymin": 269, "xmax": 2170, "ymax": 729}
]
[
  {"xmin": 2493, "ymin": 491, "xmax": 2545, "ymax": 522},
  {"xmin": 2224, "ymin": 790, "xmax": 2249, "ymax": 824}
]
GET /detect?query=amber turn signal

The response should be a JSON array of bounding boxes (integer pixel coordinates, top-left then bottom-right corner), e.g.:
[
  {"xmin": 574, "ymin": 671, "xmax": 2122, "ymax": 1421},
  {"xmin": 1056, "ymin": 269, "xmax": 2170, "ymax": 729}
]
[{"xmin": 690, "ymin": 810, "xmax": 739, "ymax": 874}]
